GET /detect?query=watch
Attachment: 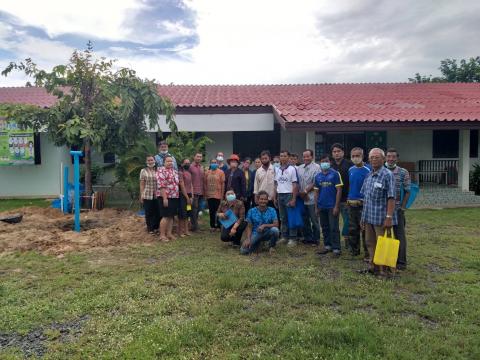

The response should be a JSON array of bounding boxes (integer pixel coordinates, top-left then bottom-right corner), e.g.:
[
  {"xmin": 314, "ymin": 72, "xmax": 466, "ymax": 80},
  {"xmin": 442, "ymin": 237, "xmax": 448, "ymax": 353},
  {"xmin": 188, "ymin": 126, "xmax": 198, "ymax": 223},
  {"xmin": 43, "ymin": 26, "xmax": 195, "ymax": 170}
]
[{"xmin": 386, "ymin": 215, "xmax": 392, "ymax": 219}]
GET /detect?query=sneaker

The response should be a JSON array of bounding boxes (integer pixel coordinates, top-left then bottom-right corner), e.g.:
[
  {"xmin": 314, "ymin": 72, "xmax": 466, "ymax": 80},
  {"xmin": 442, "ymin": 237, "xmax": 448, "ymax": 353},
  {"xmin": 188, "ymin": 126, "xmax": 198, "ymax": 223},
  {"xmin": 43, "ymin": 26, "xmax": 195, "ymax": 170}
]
[
  {"xmin": 269, "ymin": 247, "xmax": 276, "ymax": 254},
  {"xmin": 317, "ymin": 248, "xmax": 331, "ymax": 255},
  {"xmin": 287, "ymin": 240, "xmax": 297, "ymax": 247},
  {"xmin": 332, "ymin": 250, "xmax": 341, "ymax": 257}
]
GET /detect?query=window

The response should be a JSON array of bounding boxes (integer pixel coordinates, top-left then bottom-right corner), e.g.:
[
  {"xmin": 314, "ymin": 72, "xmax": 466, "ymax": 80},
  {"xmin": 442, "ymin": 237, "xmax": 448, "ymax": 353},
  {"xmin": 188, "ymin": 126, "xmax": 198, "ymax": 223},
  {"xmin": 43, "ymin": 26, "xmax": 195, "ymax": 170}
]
[
  {"xmin": 314, "ymin": 132, "xmax": 368, "ymax": 161},
  {"xmin": 471, "ymin": 130, "xmax": 479, "ymax": 158},
  {"xmin": 432, "ymin": 130, "xmax": 459, "ymax": 158}
]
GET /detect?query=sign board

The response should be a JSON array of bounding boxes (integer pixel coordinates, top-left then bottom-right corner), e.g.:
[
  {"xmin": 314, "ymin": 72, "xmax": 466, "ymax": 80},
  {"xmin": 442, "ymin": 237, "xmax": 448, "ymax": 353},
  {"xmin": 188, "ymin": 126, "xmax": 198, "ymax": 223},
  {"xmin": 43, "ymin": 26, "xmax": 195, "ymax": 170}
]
[{"xmin": 0, "ymin": 116, "xmax": 35, "ymax": 166}]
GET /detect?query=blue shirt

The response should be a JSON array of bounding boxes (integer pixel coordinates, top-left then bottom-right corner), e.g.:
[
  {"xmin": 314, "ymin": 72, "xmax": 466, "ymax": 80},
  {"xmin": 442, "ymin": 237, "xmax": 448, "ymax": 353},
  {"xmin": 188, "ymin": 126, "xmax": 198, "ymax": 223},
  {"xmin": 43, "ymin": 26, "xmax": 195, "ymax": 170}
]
[
  {"xmin": 348, "ymin": 165, "xmax": 371, "ymax": 200},
  {"xmin": 155, "ymin": 153, "xmax": 178, "ymax": 170},
  {"xmin": 246, "ymin": 206, "xmax": 278, "ymax": 236},
  {"xmin": 314, "ymin": 169, "xmax": 343, "ymax": 209},
  {"xmin": 361, "ymin": 166, "xmax": 397, "ymax": 226}
]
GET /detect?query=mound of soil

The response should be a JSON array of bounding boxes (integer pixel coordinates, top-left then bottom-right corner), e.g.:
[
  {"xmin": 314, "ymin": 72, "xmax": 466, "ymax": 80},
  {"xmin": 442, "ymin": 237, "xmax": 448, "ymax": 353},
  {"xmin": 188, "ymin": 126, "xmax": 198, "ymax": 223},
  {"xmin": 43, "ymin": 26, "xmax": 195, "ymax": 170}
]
[{"xmin": 0, "ymin": 207, "xmax": 154, "ymax": 255}]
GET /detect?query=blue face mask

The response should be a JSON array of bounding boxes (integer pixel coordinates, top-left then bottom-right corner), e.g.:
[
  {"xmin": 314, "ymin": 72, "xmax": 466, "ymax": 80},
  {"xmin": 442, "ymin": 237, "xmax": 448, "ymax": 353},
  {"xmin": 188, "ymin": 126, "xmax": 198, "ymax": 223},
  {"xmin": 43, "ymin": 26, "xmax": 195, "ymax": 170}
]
[
  {"xmin": 320, "ymin": 162, "xmax": 330, "ymax": 171},
  {"xmin": 226, "ymin": 194, "xmax": 236, "ymax": 202},
  {"xmin": 210, "ymin": 163, "xmax": 219, "ymax": 170}
]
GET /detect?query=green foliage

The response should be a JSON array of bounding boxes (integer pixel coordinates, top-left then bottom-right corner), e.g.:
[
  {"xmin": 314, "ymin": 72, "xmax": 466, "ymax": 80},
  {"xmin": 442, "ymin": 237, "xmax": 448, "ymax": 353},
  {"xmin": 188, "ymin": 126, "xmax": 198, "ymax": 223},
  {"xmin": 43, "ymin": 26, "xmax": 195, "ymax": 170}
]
[
  {"xmin": 166, "ymin": 131, "xmax": 213, "ymax": 163},
  {"xmin": 470, "ymin": 163, "xmax": 480, "ymax": 195},
  {"xmin": 409, "ymin": 56, "xmax": 480, "ymax": 83},
  {"xmin": 114, "ymin": 137, "xmax": 157, "ymax": 200},
  {"xmin": 80, "ymin": 163, "xmax": 105, "ymax": 186},
  {"xmin": 1, "ymin": 42, "xmax": 176, "ymax": 195}
]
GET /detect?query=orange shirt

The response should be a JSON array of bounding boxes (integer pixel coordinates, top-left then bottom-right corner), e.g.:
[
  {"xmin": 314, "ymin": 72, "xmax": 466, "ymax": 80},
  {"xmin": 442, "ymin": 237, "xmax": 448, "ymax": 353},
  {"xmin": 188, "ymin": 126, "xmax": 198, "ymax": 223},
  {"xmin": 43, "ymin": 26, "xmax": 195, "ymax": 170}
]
[{"xmin": 204, "ymin": 169, "xmax": 225, "ymax": 199}]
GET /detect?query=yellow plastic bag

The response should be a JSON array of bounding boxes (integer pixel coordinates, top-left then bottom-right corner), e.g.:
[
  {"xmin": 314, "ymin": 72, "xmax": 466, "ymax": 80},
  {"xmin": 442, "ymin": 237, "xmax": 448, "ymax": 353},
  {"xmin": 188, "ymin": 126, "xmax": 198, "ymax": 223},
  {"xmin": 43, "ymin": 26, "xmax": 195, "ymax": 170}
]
[{"xmin": 373, "ymin": 229, "xmax": 400, "ymax": 268}]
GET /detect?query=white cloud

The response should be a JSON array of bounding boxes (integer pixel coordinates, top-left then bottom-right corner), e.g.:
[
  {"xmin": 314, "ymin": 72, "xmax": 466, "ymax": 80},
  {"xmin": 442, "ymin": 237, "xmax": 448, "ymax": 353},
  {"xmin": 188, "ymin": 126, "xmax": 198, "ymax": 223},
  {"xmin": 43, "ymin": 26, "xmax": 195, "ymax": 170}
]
[{"xmin": 1, "ymin": 0, "xmax": 140, "ymax": 40}]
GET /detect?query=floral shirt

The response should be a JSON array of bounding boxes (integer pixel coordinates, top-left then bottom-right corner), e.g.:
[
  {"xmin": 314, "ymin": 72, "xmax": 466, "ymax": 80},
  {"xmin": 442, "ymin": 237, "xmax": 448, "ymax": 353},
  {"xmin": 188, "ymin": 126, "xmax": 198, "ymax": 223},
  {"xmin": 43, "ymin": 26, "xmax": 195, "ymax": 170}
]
[{"xmin": 156, "ymin": 167, "xmax": 180, "ymax": 198}]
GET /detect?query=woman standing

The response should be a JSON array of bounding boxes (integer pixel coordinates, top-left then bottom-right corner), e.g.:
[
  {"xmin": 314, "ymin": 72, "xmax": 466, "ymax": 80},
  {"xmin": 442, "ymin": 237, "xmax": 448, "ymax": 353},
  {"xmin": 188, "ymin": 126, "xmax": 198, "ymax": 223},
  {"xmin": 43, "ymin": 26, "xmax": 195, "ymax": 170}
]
[
  {"xmin": 217, "ymin": 190, "xmax": 247, "ymax": 246},
  {"xmin": 139, "ymin": 155, "xmax": 160, "ymax": 234},
  {"xmin": 156, "ymin": 156, "xmax": 180, "ymax": 241},
  {"xmin": 204, "ymin": 158, "xmax": 225, "ymax": 232}
]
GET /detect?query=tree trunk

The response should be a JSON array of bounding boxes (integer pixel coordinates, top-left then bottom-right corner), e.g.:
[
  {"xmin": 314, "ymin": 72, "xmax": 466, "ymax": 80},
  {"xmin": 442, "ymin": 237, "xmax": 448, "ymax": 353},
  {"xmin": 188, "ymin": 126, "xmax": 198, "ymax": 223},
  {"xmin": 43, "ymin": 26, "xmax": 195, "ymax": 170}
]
[{"xmin": 84, "ymin": 138, "xmax": 93, "ymax": 197}]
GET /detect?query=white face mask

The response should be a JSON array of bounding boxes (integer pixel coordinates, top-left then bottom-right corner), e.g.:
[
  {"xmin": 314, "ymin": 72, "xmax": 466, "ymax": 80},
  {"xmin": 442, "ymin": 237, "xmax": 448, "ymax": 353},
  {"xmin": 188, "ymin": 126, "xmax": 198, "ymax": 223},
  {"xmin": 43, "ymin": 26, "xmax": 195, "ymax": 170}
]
[
  {"xmin": 160, "ymin": 150, "xmax": 168, "ymax": 155},
  {"xmin": 147, "ymin": 162, "xmax": 155, "ymax": 168},
  {"xmin": 217, "ymin": 156, "xmax": 224, "ymax": 162},
  {"xmin": 351, "ymin": 157, "xmax": 363, "ymax": 165},
  {"xmin": 385, "ymin": 161, "xmax": 396, "ymax": 169}
]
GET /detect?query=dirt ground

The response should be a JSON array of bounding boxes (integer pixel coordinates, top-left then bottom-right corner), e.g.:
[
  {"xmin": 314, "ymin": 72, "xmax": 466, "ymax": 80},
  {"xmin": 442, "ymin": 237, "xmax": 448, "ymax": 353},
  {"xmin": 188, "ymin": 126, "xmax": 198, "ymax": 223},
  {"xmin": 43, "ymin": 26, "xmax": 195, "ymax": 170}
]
[{"xmin": 0, "ymin": 207, "xmax": 155, "ymax": 256}]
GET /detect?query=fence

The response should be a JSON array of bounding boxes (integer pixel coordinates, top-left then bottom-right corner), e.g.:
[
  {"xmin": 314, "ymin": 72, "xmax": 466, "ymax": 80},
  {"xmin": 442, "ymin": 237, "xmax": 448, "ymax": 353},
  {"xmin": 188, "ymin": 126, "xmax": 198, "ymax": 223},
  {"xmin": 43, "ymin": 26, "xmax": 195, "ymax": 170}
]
[{"xmin": 416, "ymin": 160, "xmax": 458, "ymax": 187}]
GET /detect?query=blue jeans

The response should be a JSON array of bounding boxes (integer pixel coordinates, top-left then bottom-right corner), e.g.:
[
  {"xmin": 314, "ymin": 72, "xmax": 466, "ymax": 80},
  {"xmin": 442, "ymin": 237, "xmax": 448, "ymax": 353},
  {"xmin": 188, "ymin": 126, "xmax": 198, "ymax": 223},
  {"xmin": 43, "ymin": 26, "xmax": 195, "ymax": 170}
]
[
  {"xmin": 319, "ymin": 208, "xmax": 341, "ymax": 251},
  {"xmin": 240, "ymin": 227, "xmax": 279, "ymax": 254},
  {"xmin": 302, "ymin": 204, "xmax": 320, "ymax": 243},
  {"xmin": 277, "ymin": 193, "xmax": 297, "ymax": 239}
]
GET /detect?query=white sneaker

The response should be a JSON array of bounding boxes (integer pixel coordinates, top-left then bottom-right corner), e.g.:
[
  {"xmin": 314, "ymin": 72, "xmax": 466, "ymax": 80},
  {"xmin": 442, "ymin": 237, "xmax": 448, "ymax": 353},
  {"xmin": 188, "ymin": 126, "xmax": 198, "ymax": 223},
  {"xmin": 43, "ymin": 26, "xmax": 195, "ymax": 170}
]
[{"xmin": 287, "ymin": 240, "xmax": 297, "ymax": 247}]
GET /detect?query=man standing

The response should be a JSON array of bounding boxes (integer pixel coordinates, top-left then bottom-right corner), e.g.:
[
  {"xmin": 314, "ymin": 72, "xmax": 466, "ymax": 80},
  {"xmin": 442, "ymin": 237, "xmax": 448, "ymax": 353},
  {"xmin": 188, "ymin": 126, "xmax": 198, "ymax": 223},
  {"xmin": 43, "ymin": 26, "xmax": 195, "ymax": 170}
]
[
  {"xmin": 331, "ymin": 143, "xmax": 353, "ymax": 250},
  {"xmin": 254, "ymin": 150, "xmax": 276, "ymax": 207},
  {"xmin": 189, "ymin": 152, "xmax": 204, "ymax": 232},
  {"xmin": 297, "ymin": 149, "xmax": 321, "ymax": 245},
  {"xmin": 155, "ymin": 140, "xmax": 178, "ymax": 170},
  {"xmin": 361, "ymin": 148, "xmax": 397, "ymax": 275},
  {"xmin": 241, "ymin": 191, "xmax": 279, "ymax": 255},
  {"xmin": 224, "ymin": 154, "xmax": 246, "ymax": 200},
  {"xmin": 315, "ymin": 155, "xmax": 343, "ymax": 256},
  {"xmin": 347, "ymin": 147, "xmax": 370, "ymax": 258},
  {"xmin": 242, "ymin": 157, "xmax": 254, "ymax": 212},
  {"xmin": 274, "ymin": 150, "xmax": 299, "ymax": 246},
  {"xmin": 216, "ymin": 152, "xmax": 228, "ymax": 172},
  {"xmin": 386, "ymin": 148, "xmax": 411, "ymax": 271}
]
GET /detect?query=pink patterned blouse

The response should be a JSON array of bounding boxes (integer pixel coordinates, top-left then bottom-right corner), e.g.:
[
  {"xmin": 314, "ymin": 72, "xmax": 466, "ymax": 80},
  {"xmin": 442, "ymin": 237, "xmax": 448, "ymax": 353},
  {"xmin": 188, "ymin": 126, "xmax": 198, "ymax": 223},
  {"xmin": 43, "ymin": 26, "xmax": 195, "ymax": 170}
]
[{"xmin": 156, "ymin": 167, "xmax": 180, "ymax": 199}]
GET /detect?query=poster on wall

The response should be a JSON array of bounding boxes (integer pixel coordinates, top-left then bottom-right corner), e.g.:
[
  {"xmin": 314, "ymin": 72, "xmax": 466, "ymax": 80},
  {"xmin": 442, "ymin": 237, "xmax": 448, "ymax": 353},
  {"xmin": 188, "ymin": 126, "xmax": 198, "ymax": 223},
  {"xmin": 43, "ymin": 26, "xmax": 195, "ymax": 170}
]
[{"xmin": 0, "ymin": 116, "xmax": 35, "ymax": 166}]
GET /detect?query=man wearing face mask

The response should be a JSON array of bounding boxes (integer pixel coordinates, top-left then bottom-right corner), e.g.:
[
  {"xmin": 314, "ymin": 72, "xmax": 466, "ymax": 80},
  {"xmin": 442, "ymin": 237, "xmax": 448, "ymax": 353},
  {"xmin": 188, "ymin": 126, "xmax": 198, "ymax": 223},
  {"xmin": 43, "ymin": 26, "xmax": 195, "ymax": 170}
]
[
  {"xmin": 385, "ymin": 148, "xmax": 411, "ymax": 271},
  {"xmin": 216, "ymin": 152, "xmax": 228, "ymax": 172},
  {"xmin": 315, "ymin": 155, "xmax": 343, "ymax": 256},
  {"xmin": 155, "ymin": 140, "xmax": 178, "ymax": 170},
  {"xmin": 347, "ymin": 147, "xmax": 371, "ymax": 258}
]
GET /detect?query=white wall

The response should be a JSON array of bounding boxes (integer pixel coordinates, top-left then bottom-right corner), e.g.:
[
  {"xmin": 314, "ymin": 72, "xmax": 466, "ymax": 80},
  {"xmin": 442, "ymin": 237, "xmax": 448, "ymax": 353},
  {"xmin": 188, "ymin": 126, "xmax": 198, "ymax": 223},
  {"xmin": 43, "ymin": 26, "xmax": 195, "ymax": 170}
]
[
  {"xmin": 0, "ymin": 133, "xmax": 71, "ymax": 198},
  {"xmin": 156, "ymin": 113, "xmax": 274, "ymax": 132},
  {"xmin": 281, "ymin": 129, "xmax": 305, "ymax": 156},
  {"xmin": 205, "ymin": 132, "xmax": 233, "ymax": 161},
  {"xmin": 387, "ymin": 129, "xmax": 480, "ymax": 169}
]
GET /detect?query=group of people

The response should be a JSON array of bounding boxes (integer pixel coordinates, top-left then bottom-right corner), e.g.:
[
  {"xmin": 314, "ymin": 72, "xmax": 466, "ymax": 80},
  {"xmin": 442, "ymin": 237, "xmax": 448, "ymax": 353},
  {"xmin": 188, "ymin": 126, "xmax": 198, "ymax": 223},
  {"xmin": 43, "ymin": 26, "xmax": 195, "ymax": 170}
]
[{"xmin": 140, "ymin": 140, "xmax": 411, "ymax": 275}]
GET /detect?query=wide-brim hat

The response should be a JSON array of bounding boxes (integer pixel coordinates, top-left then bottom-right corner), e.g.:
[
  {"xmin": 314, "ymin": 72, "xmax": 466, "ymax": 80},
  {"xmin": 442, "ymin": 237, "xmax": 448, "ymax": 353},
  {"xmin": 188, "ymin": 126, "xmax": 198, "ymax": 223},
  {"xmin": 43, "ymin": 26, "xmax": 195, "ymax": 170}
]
[{"xmin": 226, "ymin": 154, "xmax": 240, "ymax": 164}]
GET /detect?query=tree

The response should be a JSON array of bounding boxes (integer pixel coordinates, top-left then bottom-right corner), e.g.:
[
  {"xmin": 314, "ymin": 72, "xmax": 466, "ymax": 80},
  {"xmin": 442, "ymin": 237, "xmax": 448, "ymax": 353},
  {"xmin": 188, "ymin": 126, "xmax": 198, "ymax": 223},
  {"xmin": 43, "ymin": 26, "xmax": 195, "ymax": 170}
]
[
  {"xmin": 409, "ymin": 56, "xmax": 480, "ymax": 83},
  {"xmin": 1, "ymin": 42, "xmax": 176, "ymax": 197},
  {"xmin": 115, "ymin": 132, "xmax": 211, "ymax": 205}
]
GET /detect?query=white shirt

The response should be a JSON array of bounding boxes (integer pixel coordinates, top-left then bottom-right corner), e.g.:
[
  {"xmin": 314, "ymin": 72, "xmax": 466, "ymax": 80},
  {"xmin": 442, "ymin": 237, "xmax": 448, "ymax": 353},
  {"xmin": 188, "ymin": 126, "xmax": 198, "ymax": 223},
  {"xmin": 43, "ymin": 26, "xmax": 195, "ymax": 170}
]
[
  {"xmin": 274, "ymin": 165, "xmax": 298, "ymax": 194},
  {"xmin": 254, "ymin": 164, "xmax": 276, "ymax": 200}
]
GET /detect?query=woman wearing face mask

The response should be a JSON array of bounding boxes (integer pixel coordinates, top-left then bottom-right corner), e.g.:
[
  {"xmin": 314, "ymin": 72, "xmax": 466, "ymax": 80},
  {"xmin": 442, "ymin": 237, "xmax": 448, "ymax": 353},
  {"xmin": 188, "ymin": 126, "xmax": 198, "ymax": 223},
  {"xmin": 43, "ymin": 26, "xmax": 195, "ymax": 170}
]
[
  {"xmin": 139, "ymin": 155, "xmax": 160, "ymax": 234},
  {"xmin": 217, "ymin": 190, "xmax": 247, "ymax": 246},
  {"xmin": 204, "ymin": 159, "xmax": 225, "ymax": 231}
]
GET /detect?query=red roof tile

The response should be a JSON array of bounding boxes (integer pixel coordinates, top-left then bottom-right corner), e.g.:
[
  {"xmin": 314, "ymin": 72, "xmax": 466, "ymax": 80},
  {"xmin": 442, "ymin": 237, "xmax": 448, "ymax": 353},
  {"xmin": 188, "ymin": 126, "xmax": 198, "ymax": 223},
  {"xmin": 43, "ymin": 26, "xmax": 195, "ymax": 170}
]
[{"xmin": 2, "ymin": 83, "xmax": 480, "ymax": 123}]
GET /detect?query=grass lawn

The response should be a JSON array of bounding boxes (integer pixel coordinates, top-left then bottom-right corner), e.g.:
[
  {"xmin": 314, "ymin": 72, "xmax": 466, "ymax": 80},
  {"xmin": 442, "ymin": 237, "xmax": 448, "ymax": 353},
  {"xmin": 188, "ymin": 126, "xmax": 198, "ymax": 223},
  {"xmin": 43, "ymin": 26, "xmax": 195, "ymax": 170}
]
[
  {"xmin": 0, "ymin": 207, "xmax": 479, "ymax": 359},
  {"xmin": 0, "ymin": 199, "xmax": 50, "ymax": 213}
]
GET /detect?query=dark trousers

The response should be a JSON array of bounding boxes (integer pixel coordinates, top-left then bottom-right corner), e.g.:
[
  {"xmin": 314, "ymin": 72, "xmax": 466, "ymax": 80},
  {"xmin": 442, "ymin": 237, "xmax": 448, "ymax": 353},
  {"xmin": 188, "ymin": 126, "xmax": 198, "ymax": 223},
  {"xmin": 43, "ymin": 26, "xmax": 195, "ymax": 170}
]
[
  {"xmin": 143, "ymin": 198, "xmax": 160, "ymax": 232},
  {"xmin": 319, "ymin": 208, "xmax": 341, "ymax": 251},
  {"xmin": 393, "ymin": 208, "xmax": 407, "ymax": 268},
  {"xmin": 244, "ymin": 196, "xmax": 253, "ymax": 214},
  {"xmin": 348, "ymin": 205, "xmax": 368, "ymax": 256},
  {"xmin": 221, "ymin": 221, "xmax": 247, "ymax": 245},
  {"xmin": 207, "ymin": 198, "xmax": 221, "ymax": 229},
  {"xmin": 191, "ymin": 194, "xmax": 202, "ymax": 231}
]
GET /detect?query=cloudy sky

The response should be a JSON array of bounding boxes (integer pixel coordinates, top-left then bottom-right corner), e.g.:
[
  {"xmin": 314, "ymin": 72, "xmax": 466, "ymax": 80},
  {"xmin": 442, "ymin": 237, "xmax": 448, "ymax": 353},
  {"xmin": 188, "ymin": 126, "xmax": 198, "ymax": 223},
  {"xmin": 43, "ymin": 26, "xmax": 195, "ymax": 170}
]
[{"xmin": 0, "ymin": 0, "xmax": 478, "ymax": 86}]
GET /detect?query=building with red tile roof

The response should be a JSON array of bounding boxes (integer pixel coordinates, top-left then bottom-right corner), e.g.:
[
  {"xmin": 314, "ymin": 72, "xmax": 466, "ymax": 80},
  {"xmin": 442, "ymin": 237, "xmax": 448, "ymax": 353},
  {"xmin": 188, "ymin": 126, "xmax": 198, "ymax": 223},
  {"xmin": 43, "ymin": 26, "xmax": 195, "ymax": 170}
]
[{"xmin": 1, "ymin": 83, "xmax": 480, "ymax": 197}]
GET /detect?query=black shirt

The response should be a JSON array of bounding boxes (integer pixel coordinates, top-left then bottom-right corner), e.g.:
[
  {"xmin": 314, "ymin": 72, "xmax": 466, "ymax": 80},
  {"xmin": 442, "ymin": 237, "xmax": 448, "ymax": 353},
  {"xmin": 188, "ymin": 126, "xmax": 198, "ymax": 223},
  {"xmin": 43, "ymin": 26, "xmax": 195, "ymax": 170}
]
[
  {"xmin": 224, "ymin": 168, "xmax": 246, "ymax": 199},
  {"xmin": 331, "ymin": 158, "xmax": 353, "ymax": 203}
]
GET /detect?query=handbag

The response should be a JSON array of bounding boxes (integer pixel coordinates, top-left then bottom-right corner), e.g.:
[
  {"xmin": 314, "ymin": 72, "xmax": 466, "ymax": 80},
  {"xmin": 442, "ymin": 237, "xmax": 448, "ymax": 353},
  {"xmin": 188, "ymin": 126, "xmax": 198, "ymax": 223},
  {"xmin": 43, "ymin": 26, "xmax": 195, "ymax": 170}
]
[
  {"xmin": 286, "ymin": 198, "xmax": 304, "ymax": 229},
  {"xmin": 373, "ymin": 229, "xmax": 400, "ymax": 268}
]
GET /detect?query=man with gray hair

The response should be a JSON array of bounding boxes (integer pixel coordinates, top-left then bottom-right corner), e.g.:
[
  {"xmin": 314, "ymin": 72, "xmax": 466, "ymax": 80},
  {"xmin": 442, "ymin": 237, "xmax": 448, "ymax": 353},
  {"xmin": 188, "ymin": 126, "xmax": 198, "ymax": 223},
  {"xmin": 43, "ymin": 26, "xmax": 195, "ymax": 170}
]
[{"xmin": 360, "ymin": 148, "xmax": 396, "ymax": 275}]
